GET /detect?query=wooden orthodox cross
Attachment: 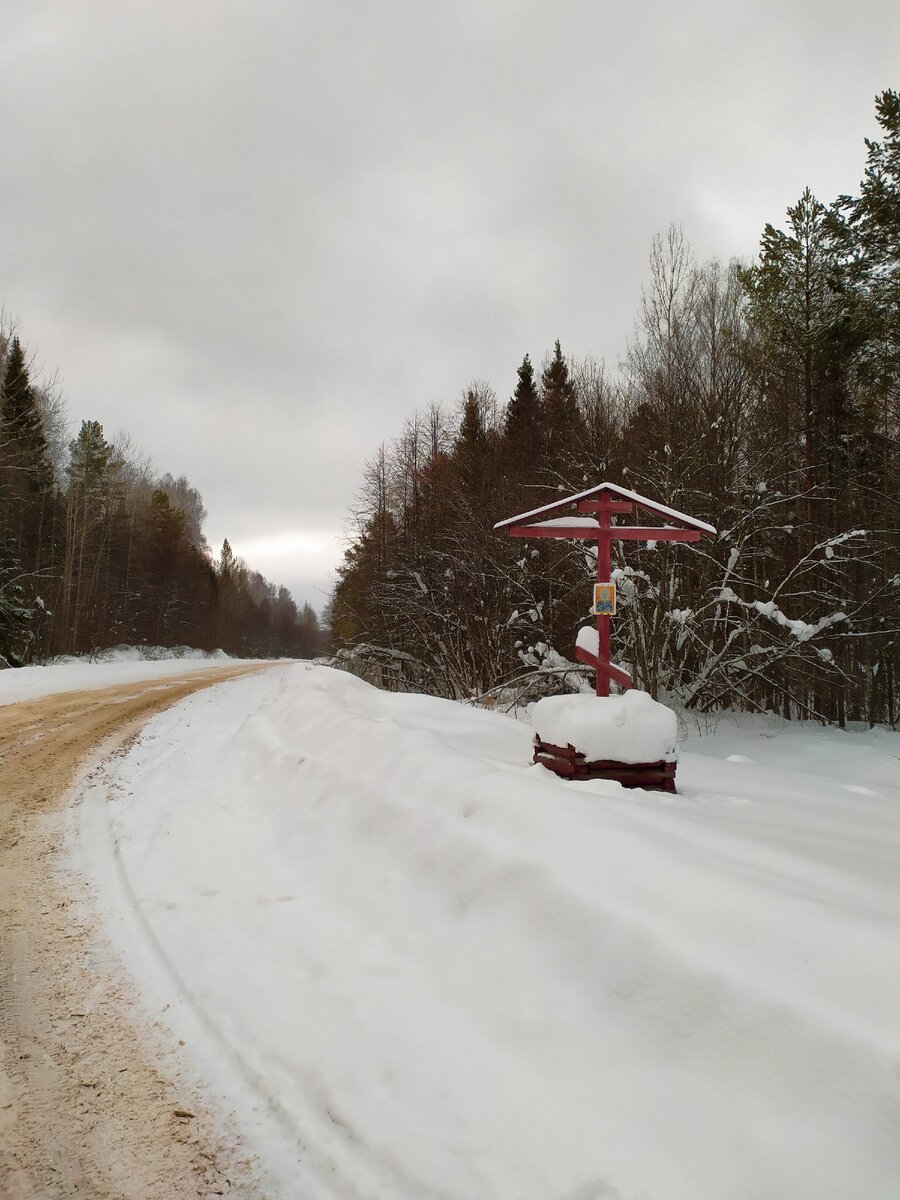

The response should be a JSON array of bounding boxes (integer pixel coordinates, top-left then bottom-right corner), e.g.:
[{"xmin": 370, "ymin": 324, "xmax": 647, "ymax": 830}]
[{"xmin": 494, "ymin": 482, "xmax": 716, "ymax": 698}]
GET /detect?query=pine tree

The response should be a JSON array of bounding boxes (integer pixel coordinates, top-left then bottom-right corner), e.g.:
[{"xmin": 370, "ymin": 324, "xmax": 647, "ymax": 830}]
[
  {"xmin": 835, "ymin": 91, "xmax": 900, "ymax": 721},
  {"xmin": 66, "ymin": 420, "xmax": 116, "ymax": 490},
  {"xmin": 836, "ymin": 90, "xmax": 900, "ymax": 393},
  {"xmin": 61, "ymin": 421, "xmax": 123, "ymax": 651},
  {"xmin": 146, "ymin": 490, "xmax": 187, "ymax": 641},
  {"xmin": 740, "ymin": 189, "xmax": 848, "ymax": 520}
]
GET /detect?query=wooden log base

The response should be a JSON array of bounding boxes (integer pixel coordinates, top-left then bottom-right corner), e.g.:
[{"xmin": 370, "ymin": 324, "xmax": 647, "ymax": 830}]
[{"xmin": 533, "ymin": 736, "xmax": 677, "ymax": 793}]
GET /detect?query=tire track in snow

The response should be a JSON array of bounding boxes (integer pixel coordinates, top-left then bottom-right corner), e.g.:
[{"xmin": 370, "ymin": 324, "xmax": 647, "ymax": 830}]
[{"xmin": 0, "ymin": 663, "xmax": 275, "ymax": 1200}]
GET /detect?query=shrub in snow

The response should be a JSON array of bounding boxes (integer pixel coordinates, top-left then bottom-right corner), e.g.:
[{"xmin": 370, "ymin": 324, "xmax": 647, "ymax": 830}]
[
  {"xmin": 532, "ymin": 690, "xmax": 678, "ymax": 763},
  {"xmin": 44, "ymin": 644, "xmax": 232, "ymax": 666}
]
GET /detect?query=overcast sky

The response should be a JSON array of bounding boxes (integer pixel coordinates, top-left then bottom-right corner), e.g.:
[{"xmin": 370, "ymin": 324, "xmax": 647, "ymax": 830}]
[{"xmin": 1, "ymin": 1, "xmax": 896, "ymax": 608}]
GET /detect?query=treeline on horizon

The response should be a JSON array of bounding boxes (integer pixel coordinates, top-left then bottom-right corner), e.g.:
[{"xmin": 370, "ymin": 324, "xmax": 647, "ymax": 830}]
[
  {"xmin": 331, "ymin": 92, "xmax": 899, "ymax": 727},
  {"xmin": 0, "ymin": 342, "xmax": 322, "ymax": 664}
]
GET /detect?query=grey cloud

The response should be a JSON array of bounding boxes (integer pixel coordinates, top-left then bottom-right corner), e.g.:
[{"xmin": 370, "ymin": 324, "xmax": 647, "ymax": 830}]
[{"xmin": 1, "ymin": 0, "xmax": 896, "ymax": 607}]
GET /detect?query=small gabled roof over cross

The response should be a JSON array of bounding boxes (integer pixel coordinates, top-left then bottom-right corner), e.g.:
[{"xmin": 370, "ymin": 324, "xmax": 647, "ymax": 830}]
[{"xmin": 493, "ymin": 481, "xmax": 716, "ymax": 538}]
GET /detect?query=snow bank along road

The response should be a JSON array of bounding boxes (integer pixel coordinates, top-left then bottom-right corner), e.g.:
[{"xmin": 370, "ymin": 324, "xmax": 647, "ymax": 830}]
[
  {"xmin": 69, "ymin": 663, "xmax": 899, "ymax": 1200},
  {"xmin": 0, "ymin": 662, "xmax": 278, "ymax": 1200}
]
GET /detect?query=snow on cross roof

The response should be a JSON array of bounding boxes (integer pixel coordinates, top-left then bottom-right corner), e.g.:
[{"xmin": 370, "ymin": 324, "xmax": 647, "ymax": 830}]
[
  {"xmin": 493, "ymin": 481, "xmax": 717, "ymax": 536},
  {"xmin": 529, "ymin": 516, "xmax": 600, "ymax": 530}
]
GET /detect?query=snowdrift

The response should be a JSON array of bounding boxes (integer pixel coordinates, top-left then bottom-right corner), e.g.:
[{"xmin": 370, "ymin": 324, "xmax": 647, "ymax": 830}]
[
  {"xmin": 0, "ymin": 646, "xmax": 239, "ymax": 705},
  {"xmin": 70, "ymin": 664, "xmax": 900, "ymax": 1200}
]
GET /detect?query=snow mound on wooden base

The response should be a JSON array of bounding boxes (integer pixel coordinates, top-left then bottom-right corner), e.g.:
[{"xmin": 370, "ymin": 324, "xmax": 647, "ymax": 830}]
[{"xmin": 533, "ymin": 689, "xmax": 677, "ymax": 762}]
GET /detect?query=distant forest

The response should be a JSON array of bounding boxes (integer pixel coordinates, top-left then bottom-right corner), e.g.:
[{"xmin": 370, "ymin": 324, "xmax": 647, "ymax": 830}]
[
  {"xmin": 0, "ymin": 342, "xmax": 322, "ymax": 664},
  {"xmin": 332, "ymin": 92, "xmax": 899, "ymax": 727}
]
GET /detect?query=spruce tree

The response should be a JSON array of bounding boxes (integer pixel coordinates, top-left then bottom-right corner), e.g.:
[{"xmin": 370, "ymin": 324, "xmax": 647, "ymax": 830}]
[
  {"xmin": 0, "ymin": 336, "xmax": 54, "ymax": 575},
  {"xmin": 540, "ymin": 340, "xmax": 583, "ymax": 477},
  {"xmin": 1, "ymin": 337, "xmax": 52, "ymax": 487},
  {"xmin": 503, "ymin": 354, "xmax": 542, "ymax": 468},
  {"xmin": 453, "ymin": 386, "xmax": 494, "ymax": 495},
  {"xmin": 541, "ymin": 341, "xmax": 576, "ymax": 422},
  {"xmin": 2, "ymin": 337, "xmax": 35, "ymax": 438}
]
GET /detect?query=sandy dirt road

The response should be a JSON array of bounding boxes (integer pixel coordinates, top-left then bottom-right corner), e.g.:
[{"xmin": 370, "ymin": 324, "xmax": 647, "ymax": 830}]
[{"xmin": 0, "ymin": 664, "xmax": 279, "ymax": 1200}]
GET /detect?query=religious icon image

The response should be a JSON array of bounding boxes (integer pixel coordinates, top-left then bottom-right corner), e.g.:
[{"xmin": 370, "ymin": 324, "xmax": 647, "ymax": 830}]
[{"xmin": 592, "ymin": 583, "xmax": 616, "ymax": 615}]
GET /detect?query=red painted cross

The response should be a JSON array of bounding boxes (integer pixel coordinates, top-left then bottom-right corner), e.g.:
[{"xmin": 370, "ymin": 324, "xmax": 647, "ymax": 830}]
[{"xmin": 502, "ymin": 486, "xmax": 713, "ymax": 697}]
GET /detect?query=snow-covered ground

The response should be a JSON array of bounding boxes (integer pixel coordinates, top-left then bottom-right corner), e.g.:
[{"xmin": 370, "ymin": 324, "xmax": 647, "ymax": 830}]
[
  {"xmin": 0, "ymin": 646, "xmax": 242, "ymax": 706},
  {"xmin": 68, "ymin": 663, "xmax": 899, "ymax": 1199}
]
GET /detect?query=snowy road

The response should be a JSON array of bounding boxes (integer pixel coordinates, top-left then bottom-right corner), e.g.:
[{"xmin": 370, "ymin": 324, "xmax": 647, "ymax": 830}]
[
  {"xmin": 68, "ymin": 663, "xmax": 900, "ymax": 1200},
  {"xmin": 0, "ymin": 663, "xmax": 277, "ymax": 1200}
]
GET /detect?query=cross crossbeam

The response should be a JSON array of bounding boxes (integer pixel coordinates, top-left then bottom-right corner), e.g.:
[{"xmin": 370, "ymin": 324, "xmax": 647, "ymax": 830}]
[{"xmin": 508, "ymin": 524, "xmax": 702, "ymax": 542}]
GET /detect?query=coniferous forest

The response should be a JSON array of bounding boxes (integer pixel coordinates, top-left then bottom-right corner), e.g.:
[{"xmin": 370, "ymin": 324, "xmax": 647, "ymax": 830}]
[
  {"xmin": 0, "ymin": 336, "xmax": 322, "ymax": 664},
  {"xmin": 331, "ymin": 93, "xmax": 899, "ymax": 727}
]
